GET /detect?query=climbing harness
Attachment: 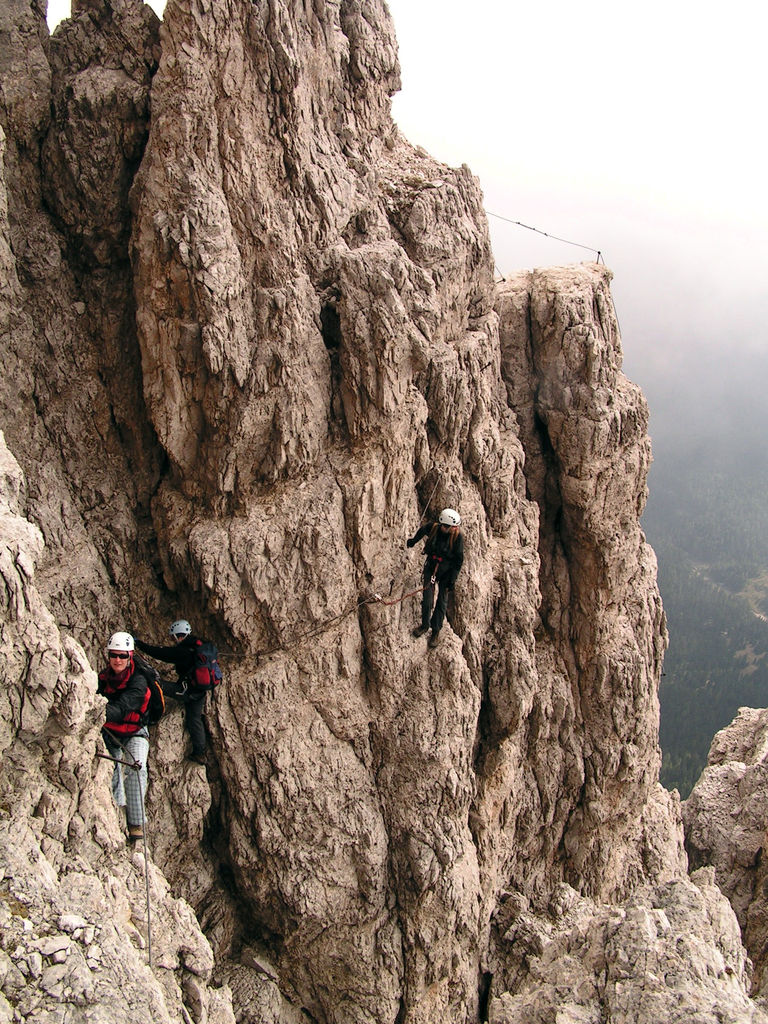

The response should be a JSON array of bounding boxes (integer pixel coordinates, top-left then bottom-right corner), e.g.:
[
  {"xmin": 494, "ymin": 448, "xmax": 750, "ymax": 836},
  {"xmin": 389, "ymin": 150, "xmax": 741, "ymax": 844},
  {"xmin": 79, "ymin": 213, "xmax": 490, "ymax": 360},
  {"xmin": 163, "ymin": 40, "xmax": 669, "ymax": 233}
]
[{"xmin": 97, "ymin": 736, "xmax": 153, "ymax": 967}]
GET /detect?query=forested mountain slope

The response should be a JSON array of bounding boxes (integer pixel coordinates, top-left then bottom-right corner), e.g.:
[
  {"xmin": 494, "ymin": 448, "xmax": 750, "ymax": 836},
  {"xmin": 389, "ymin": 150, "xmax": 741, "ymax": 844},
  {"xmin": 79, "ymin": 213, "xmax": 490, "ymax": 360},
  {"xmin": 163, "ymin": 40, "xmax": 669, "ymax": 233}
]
[{"xmin": 639, "ymin": 353, "xmax": 768, "ymax": 796}]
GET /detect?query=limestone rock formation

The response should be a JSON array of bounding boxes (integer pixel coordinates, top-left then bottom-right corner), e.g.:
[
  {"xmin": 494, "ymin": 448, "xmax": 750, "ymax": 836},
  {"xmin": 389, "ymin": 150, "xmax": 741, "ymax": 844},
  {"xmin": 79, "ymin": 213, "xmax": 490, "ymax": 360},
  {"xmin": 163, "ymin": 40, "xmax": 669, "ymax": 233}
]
[
  {"xmin": 0, "ymin": 0, "xmax": 764, "ymax": 1021},
  {"xmin": 684, "ymin": 707, "xmax": 768, "ymax": 999},
  {"xmin": 487, "ymin": 869, "xmax": 764, "ymax": 1024},
  {"xmin": 0, "ymin": 431, "xmax": 236, "ymax": 1023}
]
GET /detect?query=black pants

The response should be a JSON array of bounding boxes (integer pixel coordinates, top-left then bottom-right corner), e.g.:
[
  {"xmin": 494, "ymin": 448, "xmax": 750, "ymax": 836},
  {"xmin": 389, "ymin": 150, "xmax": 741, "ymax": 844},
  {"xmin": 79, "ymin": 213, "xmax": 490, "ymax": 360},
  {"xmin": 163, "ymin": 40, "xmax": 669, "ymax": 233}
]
[
  {"xmin": 162, "ymin": 680, "xmax": 207, "ymax": 756},
  {"xmin": 421, "ymin": 571, "xmax": 451, "ymax": 633}
]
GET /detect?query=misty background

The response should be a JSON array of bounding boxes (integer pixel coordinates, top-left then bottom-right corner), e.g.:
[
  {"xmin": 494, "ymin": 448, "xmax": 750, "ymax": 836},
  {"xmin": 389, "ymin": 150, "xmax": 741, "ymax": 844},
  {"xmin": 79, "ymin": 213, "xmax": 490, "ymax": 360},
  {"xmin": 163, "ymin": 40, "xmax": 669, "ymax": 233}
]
[
  {"xmin": 47, "ymin": 0, "xmax": 768, "ymax": 794},
  {"xmin": 389, "ymin": 0, "xmax": 768, "ymax": 797}
]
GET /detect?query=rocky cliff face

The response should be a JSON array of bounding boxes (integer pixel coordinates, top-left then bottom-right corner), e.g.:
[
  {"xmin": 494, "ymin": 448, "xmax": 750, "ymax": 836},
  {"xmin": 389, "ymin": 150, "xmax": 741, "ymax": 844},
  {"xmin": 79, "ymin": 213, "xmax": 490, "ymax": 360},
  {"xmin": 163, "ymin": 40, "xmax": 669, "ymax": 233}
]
[
  {"xmin": 1, "ymin": 1, "xmax": 765, "ymax": 1022},
  {"xmin": 684, "ymin": 708, "xmax": 768, "ymax": 1001}
]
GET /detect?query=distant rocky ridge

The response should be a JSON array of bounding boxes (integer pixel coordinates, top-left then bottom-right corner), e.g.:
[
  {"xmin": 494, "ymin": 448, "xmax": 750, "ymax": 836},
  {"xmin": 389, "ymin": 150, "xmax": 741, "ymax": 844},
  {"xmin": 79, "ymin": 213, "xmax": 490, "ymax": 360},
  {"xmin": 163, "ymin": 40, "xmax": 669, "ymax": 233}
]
[
  {"xmin": 0, "ymin": 0, "xmax": 765, "ymax": 1021},
  {"xmin": 684, "ymin": 708, "xmax": 768, "ymax": 999}
]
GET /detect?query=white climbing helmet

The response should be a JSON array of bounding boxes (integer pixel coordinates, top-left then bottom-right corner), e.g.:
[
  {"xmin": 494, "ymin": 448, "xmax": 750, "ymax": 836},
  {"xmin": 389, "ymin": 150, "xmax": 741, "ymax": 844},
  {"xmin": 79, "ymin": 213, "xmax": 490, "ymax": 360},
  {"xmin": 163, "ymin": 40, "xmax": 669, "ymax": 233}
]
[
  {"xmin": 107, "ymin": 631, "xmax": 134, "ymax": 653},
  {"xmin": 169, "ymin": 619, "xmax": 192, "ymax": 639},
  {"xmin": 439, "ymin": 508, "xmax": 461, "ymax": 527}
]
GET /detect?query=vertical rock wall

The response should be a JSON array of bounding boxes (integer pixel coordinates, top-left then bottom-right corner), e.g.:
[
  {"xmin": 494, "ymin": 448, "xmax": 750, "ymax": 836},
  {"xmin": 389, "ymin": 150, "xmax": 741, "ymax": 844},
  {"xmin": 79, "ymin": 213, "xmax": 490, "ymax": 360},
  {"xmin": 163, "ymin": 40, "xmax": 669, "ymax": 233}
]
[
  {"xmin": 0, "ymin": 0, "xmax": 165, "ymax": 645},
  {"xmin": 2, "ymin": 1, "xmax": 752, "ymax": 1023},
  {"xmin": 494, "ymin": 268, "xmax": 678, "ymax": 899}
]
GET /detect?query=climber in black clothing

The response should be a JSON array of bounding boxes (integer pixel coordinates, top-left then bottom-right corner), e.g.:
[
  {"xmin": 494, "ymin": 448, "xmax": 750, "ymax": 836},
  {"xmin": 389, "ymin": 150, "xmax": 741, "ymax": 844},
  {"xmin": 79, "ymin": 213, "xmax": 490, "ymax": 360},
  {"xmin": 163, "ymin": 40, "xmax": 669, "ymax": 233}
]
[
  {"xmin": 407, "ymin": 508, "xmax": 464, "ymax": 648},
  {"xmin": 134, "ymin": 619, "xmax": 208, "ymax": 765}
]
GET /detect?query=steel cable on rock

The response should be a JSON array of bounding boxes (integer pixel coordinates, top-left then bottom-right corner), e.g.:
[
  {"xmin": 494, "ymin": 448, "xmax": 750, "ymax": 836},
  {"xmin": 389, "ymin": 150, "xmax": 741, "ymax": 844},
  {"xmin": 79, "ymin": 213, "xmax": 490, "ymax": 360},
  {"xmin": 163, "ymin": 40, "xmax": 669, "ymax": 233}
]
[
  {"xmin": 486, "ymin": 209, "xmax": 603, "ymax": 267},
  {"xmin": 96, "ymin": 737, "xmax": 153, "ymax": 967},
  {"xmin": 230, "ymin": 473, "xmax": 446, "ymax": 658},
  {"xmin": 238, "ymin": 575, "xmax": 429, "ymax": 660},
  {"xmin": 219, "ymin": 468, "xmax": 448, "ymax": 662}
]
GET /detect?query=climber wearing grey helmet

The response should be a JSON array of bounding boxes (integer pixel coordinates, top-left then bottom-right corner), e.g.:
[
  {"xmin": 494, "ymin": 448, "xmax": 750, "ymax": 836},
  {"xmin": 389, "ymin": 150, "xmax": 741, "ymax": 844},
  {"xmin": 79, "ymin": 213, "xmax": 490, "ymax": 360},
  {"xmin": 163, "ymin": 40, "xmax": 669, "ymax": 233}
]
[
  {"xmin": 134, "ymin": 619, "xmax": 209, "ymax": 765},
  {"xmin": 169, "ymin": 619, "xmax": 191, "ymax": 639},
  {"xmin": 406, "ymin": 508, "xmax": 465, "ymax": 648}
]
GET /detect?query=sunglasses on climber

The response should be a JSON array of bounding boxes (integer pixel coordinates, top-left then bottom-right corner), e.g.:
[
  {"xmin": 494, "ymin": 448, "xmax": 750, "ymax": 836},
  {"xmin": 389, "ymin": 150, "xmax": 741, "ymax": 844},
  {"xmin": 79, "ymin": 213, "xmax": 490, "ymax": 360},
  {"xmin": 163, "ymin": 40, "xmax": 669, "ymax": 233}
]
[{"xmin": 108, "ymin": 652, "xmax": 130, "ymax": 661}]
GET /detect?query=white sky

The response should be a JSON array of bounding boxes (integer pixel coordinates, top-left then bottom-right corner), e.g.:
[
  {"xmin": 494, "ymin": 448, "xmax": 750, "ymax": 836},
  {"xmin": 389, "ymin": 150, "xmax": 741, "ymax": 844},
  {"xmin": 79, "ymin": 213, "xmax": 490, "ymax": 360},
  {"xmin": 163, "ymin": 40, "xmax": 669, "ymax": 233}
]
[
  {"xmin": 46, "ymin": 0, "xmax": 767, "ymax": 382},
  {"xmin": 385, "ymin": 0, "xmax": 768, "ymax": 378}
]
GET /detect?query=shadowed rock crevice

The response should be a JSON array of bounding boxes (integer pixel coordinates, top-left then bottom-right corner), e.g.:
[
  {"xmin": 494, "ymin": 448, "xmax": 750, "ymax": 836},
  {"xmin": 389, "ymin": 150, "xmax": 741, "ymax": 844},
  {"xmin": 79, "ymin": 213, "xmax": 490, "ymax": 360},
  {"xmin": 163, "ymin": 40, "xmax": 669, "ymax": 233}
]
[{"xmin": 319, "ymin": 291, "xmax": 348, "ymax": 436}]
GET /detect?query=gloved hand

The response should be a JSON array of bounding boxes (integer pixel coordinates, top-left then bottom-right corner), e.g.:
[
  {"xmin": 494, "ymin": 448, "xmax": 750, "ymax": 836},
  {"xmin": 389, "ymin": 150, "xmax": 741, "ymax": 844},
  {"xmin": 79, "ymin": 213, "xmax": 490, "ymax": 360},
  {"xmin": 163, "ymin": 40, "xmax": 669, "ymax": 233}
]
[{"xmin": 406, "ymin": 537, "xmax": 416, "ymax": 548}]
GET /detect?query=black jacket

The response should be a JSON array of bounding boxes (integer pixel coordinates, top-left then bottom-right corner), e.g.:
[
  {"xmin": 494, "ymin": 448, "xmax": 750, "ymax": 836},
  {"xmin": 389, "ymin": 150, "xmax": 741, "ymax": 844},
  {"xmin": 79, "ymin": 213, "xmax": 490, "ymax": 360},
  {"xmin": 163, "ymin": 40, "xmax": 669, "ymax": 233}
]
[
  {"xmin": 135, "ymin": 634, "xmax": 200, "ymax": 683},
  {"xmin": 408, "ymin": 522, "xmax": 464, "ymax": 588}
]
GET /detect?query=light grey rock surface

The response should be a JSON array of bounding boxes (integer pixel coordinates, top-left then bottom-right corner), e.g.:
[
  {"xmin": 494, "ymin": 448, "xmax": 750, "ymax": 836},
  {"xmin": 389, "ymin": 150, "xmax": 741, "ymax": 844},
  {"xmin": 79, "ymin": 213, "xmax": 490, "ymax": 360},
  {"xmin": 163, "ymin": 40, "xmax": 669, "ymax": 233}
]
[
  {"xmin": 0, "ymin": 432, "xmax": 235, "ymax": 1023},
  {"xmin": 488, "ymin": 870, "xmax": 767, "ymax": 1024},
  {"xmin": 0, "ymin": 0, "xmax": 763, "ymax": 1021},
  {"xmin": 684, "ymin": 706, "xmax": 768, "ymax": 998}
]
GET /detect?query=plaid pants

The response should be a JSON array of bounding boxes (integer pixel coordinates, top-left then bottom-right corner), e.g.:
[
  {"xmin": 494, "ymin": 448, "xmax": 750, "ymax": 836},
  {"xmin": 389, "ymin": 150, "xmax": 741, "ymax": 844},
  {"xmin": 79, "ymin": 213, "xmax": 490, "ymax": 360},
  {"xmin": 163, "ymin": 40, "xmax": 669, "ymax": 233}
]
[{"xmin": 104, "ymin": 731, "xmax": 149, "ymax": 828}]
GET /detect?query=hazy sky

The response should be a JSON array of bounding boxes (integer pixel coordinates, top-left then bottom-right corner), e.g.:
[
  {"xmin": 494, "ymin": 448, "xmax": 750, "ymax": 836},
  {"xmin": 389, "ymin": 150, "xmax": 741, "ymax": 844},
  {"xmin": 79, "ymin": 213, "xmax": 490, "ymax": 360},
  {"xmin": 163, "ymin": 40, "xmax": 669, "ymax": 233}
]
[
  {"xmin": 384, "ymin": 0, "xmax": 768, "ymax": 381},
  {"xmin": 46, "ymin": 0, "xmax": 767, "ymax": 387}
]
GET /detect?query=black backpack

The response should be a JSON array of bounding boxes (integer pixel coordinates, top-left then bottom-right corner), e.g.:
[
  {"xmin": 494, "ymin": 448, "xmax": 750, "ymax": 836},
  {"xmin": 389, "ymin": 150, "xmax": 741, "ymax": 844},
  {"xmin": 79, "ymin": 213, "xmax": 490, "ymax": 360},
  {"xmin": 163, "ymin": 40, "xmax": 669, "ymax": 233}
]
[
  {"xmin": 134, "ymin": 653, "xmax": 165, "ymax": 725},
  {"xmin": 189, "ymin": 639, "xmax": 223, "ymax": 690}
]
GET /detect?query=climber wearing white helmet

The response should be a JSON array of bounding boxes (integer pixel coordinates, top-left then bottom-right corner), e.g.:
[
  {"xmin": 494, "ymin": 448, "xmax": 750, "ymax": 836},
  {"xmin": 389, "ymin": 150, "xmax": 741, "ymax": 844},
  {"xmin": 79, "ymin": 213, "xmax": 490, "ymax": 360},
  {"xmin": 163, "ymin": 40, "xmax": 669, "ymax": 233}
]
[
  {"xmin": 406, "ymin": 508, "xmax": 465, "ymax": 648},
  {"xmin": 97, "ymin": 631, "xmax": 151, "ymax": 843},
  {"xmin": 134, "ymin": 619, "xmax": 210, "ymax": 765}
]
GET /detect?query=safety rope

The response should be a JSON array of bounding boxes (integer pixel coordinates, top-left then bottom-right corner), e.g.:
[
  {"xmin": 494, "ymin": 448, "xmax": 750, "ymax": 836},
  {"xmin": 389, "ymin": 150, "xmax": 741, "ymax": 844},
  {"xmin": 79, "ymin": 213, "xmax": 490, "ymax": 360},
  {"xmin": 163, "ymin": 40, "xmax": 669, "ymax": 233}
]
[
  {"xmin": 217, "ymin": 565, "xmax": 440, "ymax": 661},
  {"xmin": 418, "ymin": 476, "xmax": 441, "ymax": 526},
  {"xmin": 368, "ymin": 581, "xmax": 430, "ymax": 607},
  {"xmin": 486, "ymin": 210, "xmax": 603, "ymax": 265},
  {"xmin": 237, "ymin": 478, "xmax": 447, "ymax": 658},
  {"xmin": 166, "ymin": 478, "xmax": 448, "ymax": 667},
  {"xmin": 249, "ymin": 586, "xmax": 417, "ymax": 659},
  {"xmin": 97, "ymin": 735, "xmax": 153, "ymax": 967}
]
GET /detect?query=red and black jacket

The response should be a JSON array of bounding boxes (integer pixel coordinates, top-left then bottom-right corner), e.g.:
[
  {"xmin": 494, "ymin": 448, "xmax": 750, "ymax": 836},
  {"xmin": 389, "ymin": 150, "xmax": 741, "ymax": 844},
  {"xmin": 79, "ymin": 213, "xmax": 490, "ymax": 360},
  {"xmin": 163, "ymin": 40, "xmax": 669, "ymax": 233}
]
[{"xmin": 98, "ymin": 658, "xmax": 151, "ymax": 736}]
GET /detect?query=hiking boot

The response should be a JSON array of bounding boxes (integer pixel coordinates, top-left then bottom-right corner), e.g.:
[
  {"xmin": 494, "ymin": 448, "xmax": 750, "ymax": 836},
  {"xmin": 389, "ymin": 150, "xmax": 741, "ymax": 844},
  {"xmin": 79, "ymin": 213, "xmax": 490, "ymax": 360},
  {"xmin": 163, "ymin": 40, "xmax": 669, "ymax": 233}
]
[
  {"xmin": 412, "ymin": 625, "xmax": 429, "ymax": 638},
  {"xmin": 428, "ymin": 630, "xmax": 441, "ymax": 649},
  {"xmin": 127, "ymin": 825, "xmax": 144, "ymax": 843}
]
